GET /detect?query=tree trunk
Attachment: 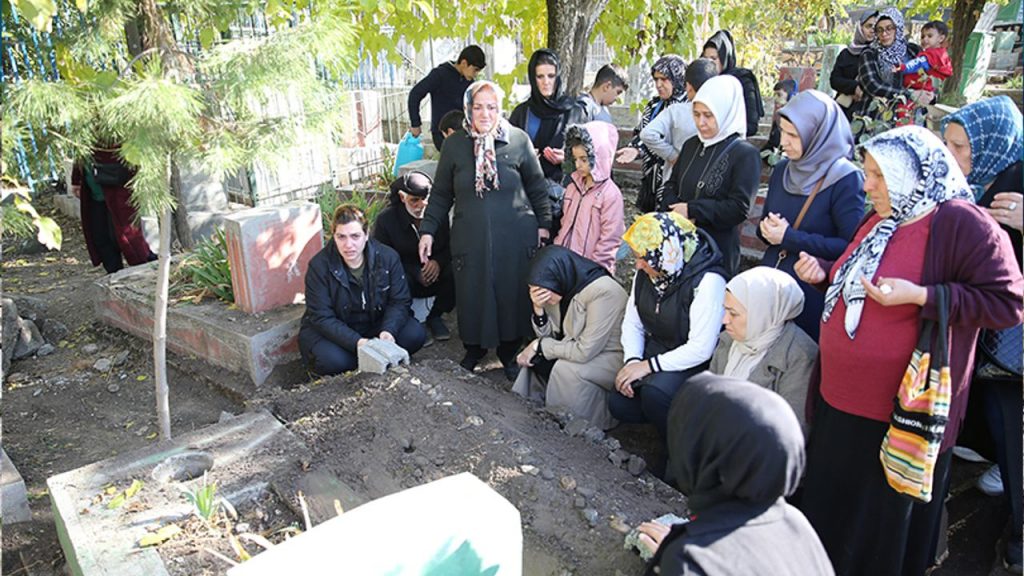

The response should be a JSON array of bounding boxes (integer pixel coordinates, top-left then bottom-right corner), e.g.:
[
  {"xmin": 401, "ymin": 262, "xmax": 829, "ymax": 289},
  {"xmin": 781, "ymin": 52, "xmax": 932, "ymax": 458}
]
[
  {"xmin": 154, "ymin": 202, "xmax": 173, "ymax": 441},
  {"xmin": 944, "ymin": 0, "xmax": 986, "ymax": 105},
  {"xmin": 170, "ymin": 161, "xmax": 194, "ymax": 249},
  {"xmin": 547, "ymin": 0, "xmax": 612, "ymax": 96}
]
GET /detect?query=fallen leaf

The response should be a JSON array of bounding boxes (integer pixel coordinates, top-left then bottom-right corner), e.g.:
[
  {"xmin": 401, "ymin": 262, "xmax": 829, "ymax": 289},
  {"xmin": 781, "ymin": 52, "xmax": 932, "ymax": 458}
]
[
  {"xmin": 125, "ymin": 479, "xmax": 143, "ymax": 498},
  {"xmin": 107, "ymin": 493, "xmax": 126, "ymax": 509},
  {"xmin": 105, "ymin": 486, "xmax": 118, "ymax": 495},
  {"xmin": 138, "ymin": 524, "xmax": 182, "ymax": 547},
  {"xmin": 146, "ymin": 432, "xmax": 157, "ymax": 439},
  {"xmin": 136, "ymin": 375, "xmax": 148, "ymax": 381}
]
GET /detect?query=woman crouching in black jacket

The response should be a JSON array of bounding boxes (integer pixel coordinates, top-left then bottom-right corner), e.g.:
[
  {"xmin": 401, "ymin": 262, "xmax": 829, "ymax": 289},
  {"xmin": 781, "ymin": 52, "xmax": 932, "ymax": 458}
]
[{"xmin": 299, "ymin": 204, "xmax": 427, "ymax": 376}]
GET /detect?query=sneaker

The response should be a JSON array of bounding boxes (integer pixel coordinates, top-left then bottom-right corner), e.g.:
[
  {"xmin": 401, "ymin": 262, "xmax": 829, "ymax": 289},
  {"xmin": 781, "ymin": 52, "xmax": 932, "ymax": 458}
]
[
  {"xmin": 977, "ymin": 464, "xmax": 1005, "ymax": 496},
  {"xmin": 426, "ymin": 316, "xmax": 451, "ymax": 341},
  {"xmin": 953, "ymin": 445, "xmax": 991, "ymax": 463}
]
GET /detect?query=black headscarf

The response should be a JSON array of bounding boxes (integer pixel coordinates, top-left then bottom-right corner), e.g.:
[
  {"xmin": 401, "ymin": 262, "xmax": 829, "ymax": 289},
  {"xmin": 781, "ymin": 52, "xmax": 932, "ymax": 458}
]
[
  {"xmin": 388, "ymin": 170, "xmax": 432, "ymax": 205},
  {"xmin": 526, "ymin": 49, "xmax": 574, "ymax": 118},
  {"xmin": 667, "ymin": 372, "xmax": 805, "ymax": 514},
  {"xmin": 703, "ymin": 30, "xmax": 737, "ymax": 72},
  {"xmin": 527, "ymin": 246, "xmax": 609, "ymax": 330}
]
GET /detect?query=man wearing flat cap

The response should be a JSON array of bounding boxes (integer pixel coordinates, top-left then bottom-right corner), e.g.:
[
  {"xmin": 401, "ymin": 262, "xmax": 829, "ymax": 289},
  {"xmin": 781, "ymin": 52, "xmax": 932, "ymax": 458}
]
[{"xmin": 373, "ymin": 171, "xmax": 455, "ymax": 343}]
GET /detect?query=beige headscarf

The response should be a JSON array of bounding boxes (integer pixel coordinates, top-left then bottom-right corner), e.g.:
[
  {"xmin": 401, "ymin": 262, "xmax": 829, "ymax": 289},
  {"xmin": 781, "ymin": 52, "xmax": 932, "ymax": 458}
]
[{"xmin": 723, "ymin": 267, "xmax": 804, "ymax": 379}]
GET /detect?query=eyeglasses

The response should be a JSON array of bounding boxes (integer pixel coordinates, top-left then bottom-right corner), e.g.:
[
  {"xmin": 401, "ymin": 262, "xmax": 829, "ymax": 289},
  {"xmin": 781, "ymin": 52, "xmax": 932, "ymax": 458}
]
[{"xmin": 875, "ymin": 24, "xmax": 897, "ymax": 34}]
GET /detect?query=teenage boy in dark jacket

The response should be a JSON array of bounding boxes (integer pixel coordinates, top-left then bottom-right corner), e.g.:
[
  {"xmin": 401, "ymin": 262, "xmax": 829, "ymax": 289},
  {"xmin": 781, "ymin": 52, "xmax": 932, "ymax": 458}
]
[
  {"xmin": 408, "ymin": 45, "xmax": 486, "ymax": 150},
  {"xmin": 299, "ymin": 204, "xmax": 427, "ymax": 376},
  {"xmin": 373, "ymin": 172, "xmax": 455, "ymax": 342}
]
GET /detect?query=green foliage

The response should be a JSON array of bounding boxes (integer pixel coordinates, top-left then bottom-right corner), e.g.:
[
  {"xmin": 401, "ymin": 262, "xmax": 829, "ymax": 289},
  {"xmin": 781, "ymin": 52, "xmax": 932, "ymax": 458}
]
[
  {"xmin": 316, "ymin": 182, "xmax": 342, "ymax": 241},
  {"xmin": 850, "ymin": 96, "xmax": 907, "ymax": 148},
  {"xmin": 807, "ymin": 28, "xmax": 852, "ymax": 47},
  {"xmin": 182, "ymin": 473, "xmax": 220, "ymax": 522},
  {"xmin": 760, "ymin": 147, "xmax": 785, "ymax": 167},
  {"xmin": 1005, "ymin": 75, "xmax": 1023, "ymax": 90},
  {"xmin": 0, "ymin": 188, "xmax": 63, "ymax": 250},
  {"xmin": 172, "ymin": 228, "xmax": 234, "ymax": 303},
  {"xmin": 317, "ymin": 183, "xmax": 387, "ymax": 240}
]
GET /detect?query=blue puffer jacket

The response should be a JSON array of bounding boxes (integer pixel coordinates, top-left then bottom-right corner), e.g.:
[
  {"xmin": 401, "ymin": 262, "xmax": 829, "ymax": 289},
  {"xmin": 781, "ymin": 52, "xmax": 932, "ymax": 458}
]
[{"xmin": 300, "ymin": 238, "xmax": 412, "ymax": 351}]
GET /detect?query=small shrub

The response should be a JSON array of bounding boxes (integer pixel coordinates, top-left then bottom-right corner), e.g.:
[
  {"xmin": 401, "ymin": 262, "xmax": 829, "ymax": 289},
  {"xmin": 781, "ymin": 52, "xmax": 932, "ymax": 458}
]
[
  {"xmin": 183, "ymin": 472, "xmax": 220, "ymax": 522},
  {"xmin": 171, "ymin": 228, "xmax": 233, "ymax": 304},
  {"xmin": 315, "ymin": 184, "xmax": 387, "ymax": 241}
]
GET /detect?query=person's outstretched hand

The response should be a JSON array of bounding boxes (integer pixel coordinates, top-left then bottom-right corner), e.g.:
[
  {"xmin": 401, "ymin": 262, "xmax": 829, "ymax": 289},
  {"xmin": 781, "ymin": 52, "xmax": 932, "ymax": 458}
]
[{"xmin": 794, "ymin": 252, "xmax": 826, "ymax": 285}]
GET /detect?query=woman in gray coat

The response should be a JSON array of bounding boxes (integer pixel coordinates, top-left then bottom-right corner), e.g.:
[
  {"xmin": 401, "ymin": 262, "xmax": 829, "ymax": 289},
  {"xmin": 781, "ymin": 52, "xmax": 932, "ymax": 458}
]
[
  {"xmin": 710, "ymin": 266, "xmax": 818, "ymax": 429},
  {"xmin": 512, "ymin": 246, "xmax": 627, "ymax": 429},
  {"xmin": 419, "ymin": 80, "xmax": 552, "ymax": 378}
]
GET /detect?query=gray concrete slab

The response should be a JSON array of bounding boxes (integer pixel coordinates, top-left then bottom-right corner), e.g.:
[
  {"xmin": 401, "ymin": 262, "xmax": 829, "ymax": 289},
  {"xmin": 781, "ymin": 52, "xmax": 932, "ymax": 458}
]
[
  {"xmin": 47, "ymin": 410, "xmax": 312, "ymax": 576},
  {"xmin": 93, "ymin": 264, "xmax": 303, "ymax": 387},
  {"xmin": 2, "ymin": 447, "xmax": 32, "ymax": 524}
]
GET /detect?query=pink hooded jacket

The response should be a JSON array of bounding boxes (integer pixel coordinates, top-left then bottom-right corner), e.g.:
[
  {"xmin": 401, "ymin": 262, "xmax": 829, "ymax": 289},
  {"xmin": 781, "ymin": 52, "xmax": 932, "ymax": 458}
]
[{"xmin": 555, "ymin": 121, "xmax": 625, "ymax": 273}]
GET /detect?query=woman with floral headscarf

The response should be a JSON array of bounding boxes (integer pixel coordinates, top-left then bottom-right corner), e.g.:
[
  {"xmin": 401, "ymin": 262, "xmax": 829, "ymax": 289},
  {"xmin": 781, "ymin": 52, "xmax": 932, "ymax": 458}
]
[
  {"xmin": 793, "ymin": 126, "xmax": 1023, "ymax": 576},
  {"xmin": 609, "ymin": 212, "xmax": 727, "ymax": 441},
  {"xmin": 662, "ymin": 75, "xmax": 761, "ymax": 277},
  {"xmin": 944, "ymin": 95, "xmax": 1024, "ymax": 571},
  {"xmin": 858, "ymin": 7, "xmax": 933, "ymax": 119},
  {"xmin": 419, "ymin": 81, "xmax": 552, "ymax": 380},
  {"xmin": 615, "ymin": 55, "xmax": 688, "ymax": 212}
]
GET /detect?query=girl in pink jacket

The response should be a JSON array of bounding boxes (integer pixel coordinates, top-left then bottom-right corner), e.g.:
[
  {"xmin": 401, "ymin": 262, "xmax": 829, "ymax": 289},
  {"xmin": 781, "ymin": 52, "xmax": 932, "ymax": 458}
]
[{"xmin": 556, "ymin": 122, "xmax": 626, "ymax": 273}]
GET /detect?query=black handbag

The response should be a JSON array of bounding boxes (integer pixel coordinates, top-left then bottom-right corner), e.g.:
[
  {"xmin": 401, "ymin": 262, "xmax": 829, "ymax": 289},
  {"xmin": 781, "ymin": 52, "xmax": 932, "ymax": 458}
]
[
  {"xmin": 92, "ymin": 161, "xmax": 134, "ymax": 188},
  {"xmin": 974, "ymin": 324, "xmax": 1023, "ymax": 380}
]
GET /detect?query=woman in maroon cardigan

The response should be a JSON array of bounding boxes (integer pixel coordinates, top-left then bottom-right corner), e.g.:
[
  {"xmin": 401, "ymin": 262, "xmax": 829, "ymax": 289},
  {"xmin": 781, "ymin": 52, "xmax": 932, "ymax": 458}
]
[{"xmin": 793, "ymin": 126, "xmax": 1023, "ymax": 576}]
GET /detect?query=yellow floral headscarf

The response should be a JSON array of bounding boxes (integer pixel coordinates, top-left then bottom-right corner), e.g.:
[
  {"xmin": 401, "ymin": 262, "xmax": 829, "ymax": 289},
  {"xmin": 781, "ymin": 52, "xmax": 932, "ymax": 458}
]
[{"xmin": 623, "ymin": 212, "xmax": 700, "ymax": 295}]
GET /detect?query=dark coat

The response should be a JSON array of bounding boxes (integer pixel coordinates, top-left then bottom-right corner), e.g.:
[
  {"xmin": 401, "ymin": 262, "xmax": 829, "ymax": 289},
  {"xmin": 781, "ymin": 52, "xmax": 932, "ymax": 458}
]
[
  {"xmin": 758, "ymin": 165, "xmax": 866, "ymax": 340},
  {"xmin": 420, "ymin": 125, "xmax": 552, "ymax": 347},
  {"xmin": 299, "ymin": 239, "xmax": 412, "ymax": 352},
  {"xmin": 407, "ymin": 62, "xmax": 473, "ymax": 150},
  {"xmin": 830, "ymin": 48, "xmax": 865, "ymax": 120},
  {"xmin": 727, "ymin": 69, "xmax": 764, "ymax": 137},
  {"xmin": 663, "ymin": 134, "xmax": 761, "ymax": 277},
  {"xmin": 509, "ymin": 102, "xmax": 569, "ymax": 181},
  {"xmin": 372, "ymin": 202, "xmax": 452, "ymax": 289}
]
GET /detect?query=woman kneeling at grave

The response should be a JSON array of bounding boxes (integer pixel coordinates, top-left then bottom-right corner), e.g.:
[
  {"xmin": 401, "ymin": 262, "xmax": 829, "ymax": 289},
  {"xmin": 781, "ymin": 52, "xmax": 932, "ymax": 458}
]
[
  {"xmin": 298, "ymin": 204, "xmax": 427, "ymax": 376},
  {"xmin": 512, "ymin": 245, "xmax": 628, "ymax": 430}
]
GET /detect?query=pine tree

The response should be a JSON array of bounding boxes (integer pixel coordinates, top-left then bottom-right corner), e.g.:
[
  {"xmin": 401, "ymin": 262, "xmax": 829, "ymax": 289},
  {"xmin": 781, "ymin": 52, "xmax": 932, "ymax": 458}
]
[{"xmin": 4, "ymin": 0, "xmax": 358, "ymax": 439}]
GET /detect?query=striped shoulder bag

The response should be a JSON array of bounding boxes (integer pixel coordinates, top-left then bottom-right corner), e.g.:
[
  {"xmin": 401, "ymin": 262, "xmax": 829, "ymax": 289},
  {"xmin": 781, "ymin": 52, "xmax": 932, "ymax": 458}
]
[{"xmin": 879, "ymin": 284, "xmax": 952, "ymax": 503}]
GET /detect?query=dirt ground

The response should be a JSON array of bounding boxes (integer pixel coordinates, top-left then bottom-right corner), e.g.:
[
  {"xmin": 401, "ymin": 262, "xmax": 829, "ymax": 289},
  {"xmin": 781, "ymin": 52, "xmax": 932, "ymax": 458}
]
[{"xmin": 1, "ymin": 195, "xmax": 1016, "ymax": 575}]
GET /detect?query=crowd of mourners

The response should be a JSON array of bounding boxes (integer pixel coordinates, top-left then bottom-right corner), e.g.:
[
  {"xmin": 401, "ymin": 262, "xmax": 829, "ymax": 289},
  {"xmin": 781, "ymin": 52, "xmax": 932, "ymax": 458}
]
[{"xmin": 294, "ymin": 8, "xmax": 1024, "ymax": 575}]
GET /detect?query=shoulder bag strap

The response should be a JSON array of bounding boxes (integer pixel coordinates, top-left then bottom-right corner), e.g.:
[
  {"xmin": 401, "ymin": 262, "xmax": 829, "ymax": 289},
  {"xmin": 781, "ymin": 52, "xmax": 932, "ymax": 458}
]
[{"xmin": 773, "ymin": 176, "xmax": 827, "ymax": 268}]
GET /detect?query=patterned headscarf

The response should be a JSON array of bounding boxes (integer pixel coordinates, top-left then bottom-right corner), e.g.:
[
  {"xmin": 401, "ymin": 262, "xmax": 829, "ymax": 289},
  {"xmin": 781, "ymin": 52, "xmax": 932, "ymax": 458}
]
[
  {"xmin": 942, "ymin": 95, "xmax": 1024, "ymax": 199},
  {"xmin": 651, "ymin": 54, "xmax": 688, "ymax": 101},
  {"xmin": 623, "ymin": 212, "xmax": 701, "ymax": 296},
  {"xmin": 872, "ymin": 7, "xmax": 908, "ymax": 83},
  {"xmin": 822, "ymin": 126, "xmax": 973, "ymax": 338},
  {"xmin": 462, "ymin": 81, "xmax": 509, "ymax": 197},
  {"xmin": 849, "ymin": 9, "xmax": 879, "ymax": 57}
]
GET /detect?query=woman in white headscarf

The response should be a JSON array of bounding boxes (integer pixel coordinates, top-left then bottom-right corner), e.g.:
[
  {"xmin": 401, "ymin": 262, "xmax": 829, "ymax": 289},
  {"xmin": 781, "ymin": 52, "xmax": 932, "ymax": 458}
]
[
  {"xmin": 709, "ymin": 266, "xmax": 817, "ymax": 429},
  {"xmin": 662, "ymin": 74, "xmax": 761, "ymax": 277},
  {"xmin": 793, "ymin": 125, "xmax": 1023, "ymax": 576}
]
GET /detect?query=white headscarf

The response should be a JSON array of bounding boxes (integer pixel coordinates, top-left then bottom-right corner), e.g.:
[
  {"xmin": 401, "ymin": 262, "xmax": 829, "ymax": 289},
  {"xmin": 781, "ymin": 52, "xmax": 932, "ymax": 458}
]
[
  {"xmin": 723, "ymin": 267, "xmax": 805, "ymax": 379},
  {"xmin": 692, "ymin": 75, "xmax": 747, "ymax": 146},
  {"xmin": 822, "ymin": 125, "xmax": 974, "ymax": 339}
]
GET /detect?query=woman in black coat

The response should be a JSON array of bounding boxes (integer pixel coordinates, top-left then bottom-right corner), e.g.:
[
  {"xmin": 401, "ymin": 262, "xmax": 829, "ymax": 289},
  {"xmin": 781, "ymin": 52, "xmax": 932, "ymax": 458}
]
[
  {"xmin": 418, "ymin": 81, "xmax": 552, "ymax": 380},
  {"xmin": 857, "ymin": 7, "xmax": 930, "ymax": 118},
  {"xmin": 299, "ymin": 204, "xmax": 427, "ymax": 376},
  {"xmin": 830, "ymin": 9, "xmax": 878, "ymax": 121},
  {"xmin": 509, "ymin": 49, "xmax": 574, "ymax": 182},
  {"xmin": 702, "ymin": 30, "xmax": 763, "ymax": 137}
]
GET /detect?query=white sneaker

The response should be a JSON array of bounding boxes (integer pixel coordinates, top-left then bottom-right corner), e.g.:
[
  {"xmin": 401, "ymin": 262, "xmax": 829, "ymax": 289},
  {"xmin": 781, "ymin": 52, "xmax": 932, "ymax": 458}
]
[
  {"xmin": 977, "ymin": 464, "xmax": 1005, "ymax": 496},
  {"xmin": 953, "ymin": 445, "xmax": 991, "ymax": 463}
]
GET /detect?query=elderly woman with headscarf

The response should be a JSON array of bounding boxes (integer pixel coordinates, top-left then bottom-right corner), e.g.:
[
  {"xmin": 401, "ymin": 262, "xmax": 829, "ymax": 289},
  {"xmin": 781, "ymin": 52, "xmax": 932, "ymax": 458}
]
[
  {"xmin": 511, "ymin": 245, "xmax": 627, "ymax": 429},
  {"xmin": 858, "ymin": 7, "xmax": 933, "ymax": 118},
  {"xmin": 635, "ymin": 373, "xmax": 835, "ymax": 575},
  {"xmin": 419, "ymin": 81, "xmax": 552, "ymax": 380},
  {"xmin": 792, "ymin": 126, "xmax": 1023, "ymax": 576},
  {"xmin": 831, "ymin": 9, "xmax": 879, "ymax": 120},
  {"xmin": 509, "ymin": 49, "xmax": 574, "ymax": 182},
  {"xmin": 662, "ymin": 75, "xmax": 761, "ymax": 277},
  {"xmin": 709, "ymin": 267, "xmax": 818, "ymax": 429},
  {"xmin": 944, "ymin": 95, "xmax": 1024, "ymax": 571},
  {"xmin": 614, "ymin": 55, "xmax": 688, "ymax": 213},
  {"xmin": 758, "ymin": 90, "xmax": 865, "ymax": 340},
  {"xmin": 609, "ymin": 212, "xmax": 727, "ymax": 440},
  {"xmin": 701, "ymin": 30, "xmax": 764, "ymax": 136}
]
